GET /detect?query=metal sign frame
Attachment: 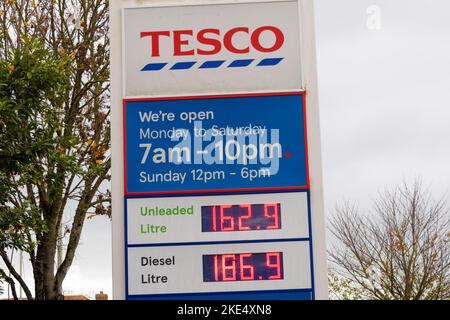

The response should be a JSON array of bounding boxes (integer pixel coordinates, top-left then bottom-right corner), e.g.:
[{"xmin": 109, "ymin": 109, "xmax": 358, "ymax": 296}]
[{"xmin": 110, "ymin": 0, "xmax": 328, "ymax": 300}]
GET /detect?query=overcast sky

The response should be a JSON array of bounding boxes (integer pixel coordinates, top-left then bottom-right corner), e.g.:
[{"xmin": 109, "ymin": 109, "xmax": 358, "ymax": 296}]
[
  {"xmin": 2, "ymin": 0, "xmax": 450, "ymax": 299},
  {"xmin": 316, "ymin": 0, "xmax": 450, "ymax": 212}
]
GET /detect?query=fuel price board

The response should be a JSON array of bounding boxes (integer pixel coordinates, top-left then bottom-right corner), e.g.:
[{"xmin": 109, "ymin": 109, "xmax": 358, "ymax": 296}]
[{"xmin": 111, "ymin": 0, "xmax": 327, "ymax": 301}]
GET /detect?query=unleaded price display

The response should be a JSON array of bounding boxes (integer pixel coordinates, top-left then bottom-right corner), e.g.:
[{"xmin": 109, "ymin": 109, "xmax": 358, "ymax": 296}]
[
  {"xmin": 126, "ymin": 193, "xmax": 310, "ymax": 246},
  {"xmin": 201, "ymin": 203, "xmax": 281, "ymax": 232}
]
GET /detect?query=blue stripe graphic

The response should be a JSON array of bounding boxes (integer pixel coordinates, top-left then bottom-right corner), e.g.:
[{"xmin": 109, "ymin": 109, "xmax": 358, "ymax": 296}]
[
  {"xmin": 141, "ymin": 63, "xmax": 167, "ymax": 71},
  {"xmin": 258, "ymin": 57, "xmax": 284, "ymax": 66},
  {"xmin": 228, "ymin": 59, "xmax": 254, "ymax": 68},
  {"xmin": 199, "ymin": 60, "xmax": 226, "ymax": 69},
  {"xmin": 171, "ymin": 62, "xmax": 196, "ymax": 70}
]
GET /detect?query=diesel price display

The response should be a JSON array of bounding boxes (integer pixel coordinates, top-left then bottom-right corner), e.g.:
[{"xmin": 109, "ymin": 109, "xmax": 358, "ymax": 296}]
[
  {"xmin": 201, "ymin": 203, "xmax": 281, "ymax": 232},
  {"xmin": 203, "ymin": 252, "xmax": 284, "ymax": 282}
]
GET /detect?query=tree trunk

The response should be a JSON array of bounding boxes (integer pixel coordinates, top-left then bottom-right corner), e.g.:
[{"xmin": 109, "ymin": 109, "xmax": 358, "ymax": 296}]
[{"xmin": 34, "ymin": 245, "xmax": 45, "ymax": 300}]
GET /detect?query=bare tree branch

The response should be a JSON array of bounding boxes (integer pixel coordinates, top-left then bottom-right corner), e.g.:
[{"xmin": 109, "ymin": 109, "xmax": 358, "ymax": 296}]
[{"xmin": 329, "ymin": 179, "xmax": 450, "ymax": 300}]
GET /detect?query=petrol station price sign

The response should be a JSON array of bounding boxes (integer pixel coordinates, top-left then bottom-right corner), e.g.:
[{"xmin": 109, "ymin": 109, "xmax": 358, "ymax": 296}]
[{"xmin": 111, "ymin": 0, "xmax": 327, "ymax": 301}]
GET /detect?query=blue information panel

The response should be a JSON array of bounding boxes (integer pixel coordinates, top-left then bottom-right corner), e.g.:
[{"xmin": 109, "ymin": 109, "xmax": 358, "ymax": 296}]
[{"xmin": 123, "ymin": 93, "xmax": 308, "ymax": 195}]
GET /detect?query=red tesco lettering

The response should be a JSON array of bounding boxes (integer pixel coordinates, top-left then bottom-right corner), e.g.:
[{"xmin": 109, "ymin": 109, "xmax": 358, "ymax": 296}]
[{"xmin": 140, "ymin": 26, "xmax": 285, "ymax": 57}]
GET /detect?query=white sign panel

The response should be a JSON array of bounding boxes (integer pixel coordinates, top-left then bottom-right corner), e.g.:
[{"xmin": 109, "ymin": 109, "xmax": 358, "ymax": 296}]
[
  {"xmin": 127, "ymin": 241, "xmax": 311, "ymax": 295},
  {"xmin": 123, "ymin": 1, "xmax": 302, "ymax": 97},
  {"xmin": 126, "ymin": 192, "xmax": 310, "ymax": 245}
]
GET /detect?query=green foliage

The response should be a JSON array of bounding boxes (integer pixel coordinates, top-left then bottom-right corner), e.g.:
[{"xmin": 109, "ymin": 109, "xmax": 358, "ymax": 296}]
[
  {"xmin": 0, "ymin": 201, "xmax": 47, "ymax": 252},
  {"xmin": 0, "ymin": 0, "xmax": 110, "ymax": 299},
  {"xmin": 0, "ymin": 267, "xmax": 10, "ymax": 296},
  {"xmin": 0, "ymin": 36, "xmax": 75, "ymax": 198},
  {"xmin": 0, "ymin": 37, "xmax": 72, "ymax": 263}
]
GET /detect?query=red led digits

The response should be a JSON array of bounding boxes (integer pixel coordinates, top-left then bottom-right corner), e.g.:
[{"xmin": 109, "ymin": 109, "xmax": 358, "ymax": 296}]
[
  {"xmin": 213, "ymin": 254, "xmax": 219, "ymax": 281},
  {"xmin": 203, "ymin": 252, "xmax": 284, "ymax": 282},
  {"xmin": 238, "ymin": 205, "xmax": 252, "ymax": 231},
  {"xmin": 212, "ymin": 206, "xmax": 217, "ymax": 231},
  {"xmin": 266, "ymin": 252, "xmax": 282, "ymax": 280},
  {"xmin": 220, "ymin": 205, "xmax": 234, "ymax": 231},
  {"xmin": 239, "ymin": 254, "xmax": 255, "ymax": 280},
  {"xmin": 221, "ymin": 254, "xmax": 237, "ymax": 281},
  {"xmin": 264, "ymin": 203, "xmax": 280, "ymax": 229}
]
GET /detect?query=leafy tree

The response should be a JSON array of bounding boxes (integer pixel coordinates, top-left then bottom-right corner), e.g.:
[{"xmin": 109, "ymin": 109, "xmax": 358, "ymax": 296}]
[
  {"xmin": 0, "ymin": 35, "xmax": 71, "ymax": 300},
  {"xmin": 0, "ymin": 0, "xmax": 109, "ymax": 300},
  {"xmin": 329, "ymin": 180, "xmax": 450, "ymax": 300},
  {"xmin": 328, "ymin": 271, "xmax": 364, "ymax": 300}
]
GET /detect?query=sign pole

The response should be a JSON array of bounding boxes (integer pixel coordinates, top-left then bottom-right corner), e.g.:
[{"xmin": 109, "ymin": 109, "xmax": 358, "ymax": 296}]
[
  {"xmin": 110, "ymin": 0, "xmax": 125, "ymax": 300},
  {"xmin": 110, "ymin": 0, "xmax": 328, "ymax": 300},
  {"xmin": 299, "ymin": 0, "xmax": 329, "ymax": 299}
]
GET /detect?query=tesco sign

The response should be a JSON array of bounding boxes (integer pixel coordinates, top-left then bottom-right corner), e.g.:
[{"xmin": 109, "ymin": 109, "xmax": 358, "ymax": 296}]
[
  {"xmin": 123, "ymin": 1, "xmax": 302, "ymax": 97},
  {"xmin": 140, "ymin": 26, "xmax": 285, "ymax": 57}
]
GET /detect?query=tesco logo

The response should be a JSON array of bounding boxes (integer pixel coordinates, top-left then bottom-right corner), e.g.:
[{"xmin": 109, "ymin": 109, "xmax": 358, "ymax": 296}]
[
  {"xmin": 140, "ymin": 26, "xmax": 285, "ymax": 71},
  {"xmin": 141, "ymin": 26, "xmax": 284, "ymax": 56}
]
